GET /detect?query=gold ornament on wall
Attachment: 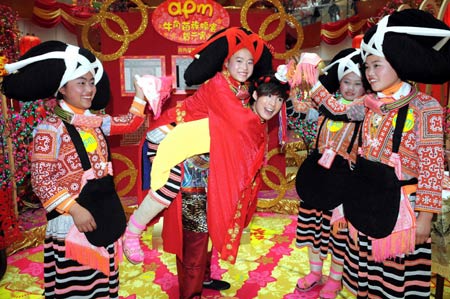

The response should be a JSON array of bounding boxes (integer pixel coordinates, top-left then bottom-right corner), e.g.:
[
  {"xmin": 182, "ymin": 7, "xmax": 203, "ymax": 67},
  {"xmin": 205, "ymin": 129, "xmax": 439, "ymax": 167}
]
[
  {"xmin": 112, "ymin": 153, "xmax": 138, "ymax": 197},
  {"xmin": 258, "ymin": 147, "xmax": 297, "ymax": 208},
  {"xmin": 240, "ymin": 0, "xmax": 303, "ymax": 60},
  {"xmin": 82, "ymin": 0, "xmax": 302, "ymax": 61},
  {"xmin": 81, "ymin": 0, "xmax": 148, "ymax": 61}
]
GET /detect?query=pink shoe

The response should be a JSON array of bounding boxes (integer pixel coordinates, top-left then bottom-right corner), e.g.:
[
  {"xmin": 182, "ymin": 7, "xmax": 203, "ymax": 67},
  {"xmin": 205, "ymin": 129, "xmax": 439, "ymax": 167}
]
[
  {"xmin": 319, "ymin": 277, "xmax": 342, "ymax": 299},
  {"xmin": 123, "ymin": 228, "xmax": 144, "ymax": 264},
  {"xmin": 295, "ymin": 272, "xmax": 323, "ymax": 292}
]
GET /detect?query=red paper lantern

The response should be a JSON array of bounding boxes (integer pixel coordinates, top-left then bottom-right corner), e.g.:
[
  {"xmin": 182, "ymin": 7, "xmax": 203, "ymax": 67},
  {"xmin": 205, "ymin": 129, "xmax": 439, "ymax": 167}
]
[
  {"xmin": 352, "ymin": 34, "xmax": 364, "ymax": 49},
  {"xmin": 19, "ymin": 35, "xmax": 42, "ymax": 56}
]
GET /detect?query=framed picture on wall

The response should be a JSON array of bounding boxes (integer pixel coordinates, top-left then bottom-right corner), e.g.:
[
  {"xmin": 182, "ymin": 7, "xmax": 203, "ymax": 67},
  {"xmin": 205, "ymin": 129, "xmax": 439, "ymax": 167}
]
[
  {"xmin": 171, "ymin": 55, "xmax": 200, "ymax": 94},
  {"xmin": 120, "ymin": 56, "xmax": 165, "ymax": 96}
]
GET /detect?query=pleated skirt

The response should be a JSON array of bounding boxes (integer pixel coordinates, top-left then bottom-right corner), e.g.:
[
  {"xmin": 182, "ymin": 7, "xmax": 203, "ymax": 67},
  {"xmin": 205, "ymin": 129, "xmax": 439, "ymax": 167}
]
[
  {"xmin": 296, "ymin": 201, "xmax": 347, "ymax": 264},
  {"xmin": 43, "ymin": 215, "xmax": 119, "ymax": 299},
  {"xmin": 343, "ymin": 233, "xmax": 432, "ymax": 299}
]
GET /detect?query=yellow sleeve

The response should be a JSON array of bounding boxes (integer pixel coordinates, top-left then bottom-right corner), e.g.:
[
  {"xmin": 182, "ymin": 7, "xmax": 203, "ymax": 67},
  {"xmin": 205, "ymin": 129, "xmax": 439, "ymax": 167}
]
[{"xmin": 150, "ymin": 118, "xmax": 210, "ymax": 190}]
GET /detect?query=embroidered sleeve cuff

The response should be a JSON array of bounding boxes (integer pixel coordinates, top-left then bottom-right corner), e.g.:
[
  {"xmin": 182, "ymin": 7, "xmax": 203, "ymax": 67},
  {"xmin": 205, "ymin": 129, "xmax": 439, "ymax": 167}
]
[
  {"xmin": 310, "ymin": 83, "xmax": 325, "ymax": 106},
  {"xmin": 55, "ymin": 196, "xmax": 77, "ymax": 214},
  {"xmin": 130, "ymin": 96, "xmax": 146, "ymax": 116},
  {"xmin": 133, "ymin": 96, "xmax": 146, "ymax": 105},
  {"xmin": 43, "ymin": 190, "xmax": 72, "ymax": 212},
  {"xmin": 310, "ymin": 81, "xmax": 322, "ymax": 94},
  {"xmin": 415, "ymin": 206, "xmax": 442, "ymax": 214}
]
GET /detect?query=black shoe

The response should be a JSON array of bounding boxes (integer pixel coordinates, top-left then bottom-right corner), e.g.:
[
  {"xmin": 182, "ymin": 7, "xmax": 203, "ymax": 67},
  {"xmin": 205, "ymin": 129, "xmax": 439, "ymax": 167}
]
[{"xmin": 203, "ymin": 279, "xmax": 231, "ymax": 290}]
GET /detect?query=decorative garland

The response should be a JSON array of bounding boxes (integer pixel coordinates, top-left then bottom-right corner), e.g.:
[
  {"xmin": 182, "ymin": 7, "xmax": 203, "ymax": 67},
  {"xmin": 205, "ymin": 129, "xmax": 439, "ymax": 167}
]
[
  {"xmin": 285, "ymin": 85, "xmax": 318, "ymax": 149},
  {"xmin": 0, "ymin": 100, "xmax": 52, "ymax": 210},
  {"xmin": 0, "ymin": 4, "xmax": 20, "ymax": 63},
  {"xmin": 287, "ymin": 116, "xmax": 317, "ymax": 149},
  {"xmin": 444, "ymin": 107, "xmax": 450, "ymax": 137}
]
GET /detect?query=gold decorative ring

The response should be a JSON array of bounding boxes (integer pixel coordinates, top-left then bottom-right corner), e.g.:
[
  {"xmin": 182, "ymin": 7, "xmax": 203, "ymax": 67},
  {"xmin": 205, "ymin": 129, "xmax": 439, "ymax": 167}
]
[
  {"xmin": 81, "ymin": 0, "xmax": 148, "ymax": 61},
  {"xmin": 240, "ymin": 0, "xmax": 303, "ymax": 60},
  {"xmin": 111, "ymin": 153, "xmax": 138, "ymax": 197}
]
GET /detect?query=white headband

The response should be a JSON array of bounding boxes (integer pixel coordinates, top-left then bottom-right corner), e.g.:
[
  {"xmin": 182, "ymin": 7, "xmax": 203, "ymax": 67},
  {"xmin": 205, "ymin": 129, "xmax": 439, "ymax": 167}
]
[
  {"xmin": 360, "ymin": 14, "xmax": 450, "ymax": 61},
  {"xmin": 5, "ymin": 44, "xmax": 103, "ymax": 93},
  {"xmin": 323, "ymin": 49, "xmax": 361, "ymax": 81}
]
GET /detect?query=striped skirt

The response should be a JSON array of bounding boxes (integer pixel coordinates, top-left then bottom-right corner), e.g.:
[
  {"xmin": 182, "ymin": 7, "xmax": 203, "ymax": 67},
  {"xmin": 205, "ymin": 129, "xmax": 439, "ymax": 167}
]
[
  {"xmin": 296, "ymin": 201, "xmax": 347, "ymax": 263},
  {"xmin": 44, "ymin": 216, "xmax": 119, "ymax": 299},
  {"xmin": 343, "ymin": 233, "xmax": 432, "ymax": 298}
]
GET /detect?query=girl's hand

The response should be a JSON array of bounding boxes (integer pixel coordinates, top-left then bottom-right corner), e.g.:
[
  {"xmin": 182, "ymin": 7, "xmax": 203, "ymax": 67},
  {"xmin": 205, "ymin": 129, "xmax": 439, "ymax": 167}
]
[
  {"xmin": 415, "ymin": 211, "xmax": 433, "ymax": 245},
  {"xmin": 69, "ymin": 203, "xmax": 97, "ymax": 232}
]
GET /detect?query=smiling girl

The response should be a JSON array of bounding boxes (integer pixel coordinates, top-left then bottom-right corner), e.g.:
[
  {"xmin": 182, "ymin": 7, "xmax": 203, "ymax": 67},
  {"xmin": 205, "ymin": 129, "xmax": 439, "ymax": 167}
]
[
  {"xmin": 122, "ymin": 27, "xmax": 283, "ymax": 266},
  {"xmin": 1, "ymin": 41, "xmax": 161, "ymax": 298},
  {"xmin": 294, "ymin": 48, "xmax": 369, "ymax": 299}
]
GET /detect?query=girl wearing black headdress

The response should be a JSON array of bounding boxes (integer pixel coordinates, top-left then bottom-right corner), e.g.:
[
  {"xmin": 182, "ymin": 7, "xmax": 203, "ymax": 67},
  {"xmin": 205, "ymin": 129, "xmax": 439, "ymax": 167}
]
[
  {"xmin": 294, "ymin": 48, "xmax": 368, "ymax": 299},
  {"xmin": 298, "ymin": 9, "xmax": 450, "ymax": 298},
  {"xmin": 1, "ymin": 41, "xmax": 161, "ymax": 298}
]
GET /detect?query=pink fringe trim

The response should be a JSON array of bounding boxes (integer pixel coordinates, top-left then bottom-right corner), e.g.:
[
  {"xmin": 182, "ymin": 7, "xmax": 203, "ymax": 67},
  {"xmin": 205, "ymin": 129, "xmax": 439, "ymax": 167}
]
[
  {"xmin": 370, "ymin": 187, "xmax": 416, "ymax": 262},
  {"xmin": 65, "ymin": 226, "xmax": 122, "ymax": 276},
  {"xmin": 371, "ymin": 227, "xmax": 416, "ymax": 262}
]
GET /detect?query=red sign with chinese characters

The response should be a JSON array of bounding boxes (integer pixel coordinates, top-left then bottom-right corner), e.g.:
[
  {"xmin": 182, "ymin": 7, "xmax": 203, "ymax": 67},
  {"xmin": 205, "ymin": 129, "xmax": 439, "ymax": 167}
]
[{"xmin": 151, "ymin": 0, "xmax": 230, "ymax": 44}]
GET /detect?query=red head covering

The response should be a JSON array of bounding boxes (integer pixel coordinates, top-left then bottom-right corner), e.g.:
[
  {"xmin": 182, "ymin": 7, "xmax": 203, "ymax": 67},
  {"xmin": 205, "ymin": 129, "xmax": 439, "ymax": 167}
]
[
  {"xmin": 191, "ymin": 27, "xmax": 266, "ymax": 63},
  {"xmin": 184, "ymin": 27, "xmax": 273, "ymax": 87}
]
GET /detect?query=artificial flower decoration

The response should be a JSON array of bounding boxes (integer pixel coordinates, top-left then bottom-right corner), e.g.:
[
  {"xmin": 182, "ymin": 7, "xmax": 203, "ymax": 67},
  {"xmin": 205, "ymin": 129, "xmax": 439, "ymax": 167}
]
[
  {"xmin": 275, "ymin": 64, "xmax": 288, "ymax": 83},
  {"xmin": 295, "ymin": 52, "xmax": 323, "ymax": 87},
  {"xmin": 0, "ymin": 4, "xmax": 20, "ymax": 63},
  {"xmin": 286, "ymin": 59, "xmax": 297, "ymax": 86}
]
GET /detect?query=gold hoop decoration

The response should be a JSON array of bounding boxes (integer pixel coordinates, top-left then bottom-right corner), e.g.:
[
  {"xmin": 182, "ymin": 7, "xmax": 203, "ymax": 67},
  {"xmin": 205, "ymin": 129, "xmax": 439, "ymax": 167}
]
[
  {"xmin": 419, "ymin": 0, "xmax": 440, "ymax": 17},
  {"xmin": 81, "ymin": 0, "xmax": 148, "ymax": 61},
  {"xmin": 257, "ymin": 147, "xmax": 296, "ymax": 208},
  {"xmin": 98, "ymin": 0, "xmax": 148, "ymax": 42},
  {"xmin": 112, "ymin": 153, "xmax": 138, "ymax": 197},
  {"xmin": 240, "ymin": 0, "xmax": 303, "ymax": 60},
  {"xmin": 437, "ymin": 0, "xmax": 450, "ymax": 20},
  {"xmin": 82, "ymin": 13, "xmax": 130, "ymax": 61}
]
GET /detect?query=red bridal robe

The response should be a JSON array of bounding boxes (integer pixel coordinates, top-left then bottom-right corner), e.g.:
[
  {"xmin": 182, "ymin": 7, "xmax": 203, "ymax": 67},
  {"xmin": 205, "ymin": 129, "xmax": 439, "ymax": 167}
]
[{"xmin": 149, "ymin": 72, "xmax": 267, "ymax": 263}]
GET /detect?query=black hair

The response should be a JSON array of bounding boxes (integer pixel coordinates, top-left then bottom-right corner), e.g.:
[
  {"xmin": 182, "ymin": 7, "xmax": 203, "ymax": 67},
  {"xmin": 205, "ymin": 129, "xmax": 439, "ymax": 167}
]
[{"xmin": 249, "ymin": 73, "xmax": 290, "ymax": 104}]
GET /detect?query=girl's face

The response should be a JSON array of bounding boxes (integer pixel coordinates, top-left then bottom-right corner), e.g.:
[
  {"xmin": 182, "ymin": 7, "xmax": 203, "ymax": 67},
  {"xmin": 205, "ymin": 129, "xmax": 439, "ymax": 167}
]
[
  {"xmin": 364, "ymin": 55, "xmax": 402, "ymax": 92},
  {"xmin": 59, "ymin": 72, "xmax": 96, "ymax": 110},
  {"xmin": 252, "ymin": 91, "xmax": 284, "ymax": 121},
  {"xmin": 339, "ymin": 72, "xmax": 365, "ymax": 100},
  {"xmin": 225, "ymin": 48, "xmax": 254, "ymax": 83}
]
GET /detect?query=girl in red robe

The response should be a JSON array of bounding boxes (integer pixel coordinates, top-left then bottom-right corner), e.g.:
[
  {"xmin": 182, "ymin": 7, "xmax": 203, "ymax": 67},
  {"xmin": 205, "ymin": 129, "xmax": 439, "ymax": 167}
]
[{"xmin": 122, "ymin": 27, "xmax": 280, "ymax": 265}]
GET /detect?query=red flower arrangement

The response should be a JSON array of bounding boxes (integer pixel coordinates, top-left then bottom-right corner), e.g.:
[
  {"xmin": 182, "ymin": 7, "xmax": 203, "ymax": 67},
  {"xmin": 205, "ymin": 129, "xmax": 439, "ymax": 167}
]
[
  {"xmin": 0, "ymin": 4, "xmax": 20, "ymax": 63},
  {"xmin": 0, "ymin": 101, "xmax": 52, "ymax": 208},
  {"xmin": 443, "ymin": 107, "xmax": 450, "ymax": 137}
]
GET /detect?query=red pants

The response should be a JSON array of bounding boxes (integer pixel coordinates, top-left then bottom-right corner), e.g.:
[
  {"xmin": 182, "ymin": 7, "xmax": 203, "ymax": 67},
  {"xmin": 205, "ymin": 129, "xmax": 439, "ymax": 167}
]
[{"xmin": 176, "ymin": 229, "xmax": 212, "ymax": 299}]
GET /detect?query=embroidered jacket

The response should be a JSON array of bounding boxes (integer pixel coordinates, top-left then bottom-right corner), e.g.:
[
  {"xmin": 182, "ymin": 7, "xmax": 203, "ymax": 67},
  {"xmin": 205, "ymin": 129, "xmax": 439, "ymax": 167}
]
[
  {"xmin": 311, "ymin": 83, "xmax": 444, "ymax": 213},
  {"xmin": 31, "ymin": 99, "xmax": 146, "ymax": 215},
  {"xmin": 314, "ymin": 95, "xmax": 363, "ymax": 164}
]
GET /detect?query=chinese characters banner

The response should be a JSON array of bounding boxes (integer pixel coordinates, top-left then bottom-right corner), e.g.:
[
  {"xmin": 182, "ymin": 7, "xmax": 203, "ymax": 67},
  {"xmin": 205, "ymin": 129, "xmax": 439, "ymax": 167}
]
[{"xmin": 152, "ymin": 0, "xmax": 230, "ymax": 44}]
